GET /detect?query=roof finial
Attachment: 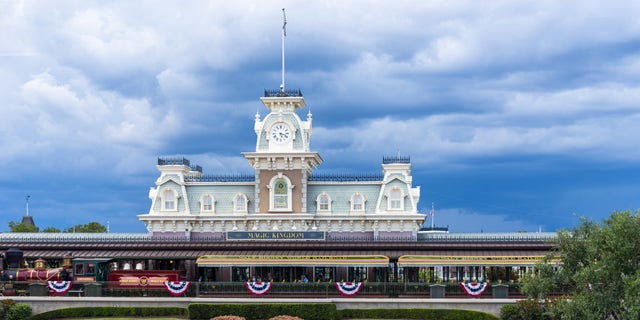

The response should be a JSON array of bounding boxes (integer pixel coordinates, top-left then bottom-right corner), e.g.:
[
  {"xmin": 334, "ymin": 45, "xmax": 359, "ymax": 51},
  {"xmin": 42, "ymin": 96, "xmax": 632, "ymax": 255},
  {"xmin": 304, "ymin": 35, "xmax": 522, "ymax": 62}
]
[{"xmin": 281, "ymin": 8, "xmax": 287, "ymax": 93}]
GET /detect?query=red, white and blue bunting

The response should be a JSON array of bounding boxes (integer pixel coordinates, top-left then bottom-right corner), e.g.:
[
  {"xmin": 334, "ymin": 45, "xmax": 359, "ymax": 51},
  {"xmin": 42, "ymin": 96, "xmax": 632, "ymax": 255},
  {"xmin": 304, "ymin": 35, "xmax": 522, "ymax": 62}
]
[
  {"xmin": 245, "ymin": 281, "xmax": 272, "ymax": 296},
  {"xmin": 47, "ymin": 281, "xmax": 73, "ymax": 295},
  {"xmin": 459, "ymin": 282, "xmax": 488, "ymax": 297},
  {"xmin": 335, "ymin": 282, "xmax": 363, "ymax": 297},
  {"xmin": 163, "ymin": 281, "xmax": 191, "ymax": 296}
]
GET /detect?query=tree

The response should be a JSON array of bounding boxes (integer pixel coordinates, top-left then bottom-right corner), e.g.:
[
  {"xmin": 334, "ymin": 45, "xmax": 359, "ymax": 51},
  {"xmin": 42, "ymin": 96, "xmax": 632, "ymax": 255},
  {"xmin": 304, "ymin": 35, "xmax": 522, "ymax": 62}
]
[
  {"xmin": 41, "ymin": 226, "xmax": 61, "ymax": 233},
  {"xmin": 63, "ymin": 222, "xmax": 107, "ymax": 233},
  {"xmin": 522, "ymin": 210, "xmax": 640, "ymax": 320},
  {"xmin": 7, "ymin": 221, "xmax": 39, "ymax": 232}
]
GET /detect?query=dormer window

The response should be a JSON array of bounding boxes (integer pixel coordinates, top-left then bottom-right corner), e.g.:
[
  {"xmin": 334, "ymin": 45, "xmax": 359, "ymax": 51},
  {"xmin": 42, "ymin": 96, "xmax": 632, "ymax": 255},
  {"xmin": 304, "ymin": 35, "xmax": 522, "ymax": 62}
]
[
  {"xmin": 389, "ymin": 188, "xmax": 404, "ymax": 210},
  {"xmin": 162, "ymin": 189, "xmax": 178, "ymax": 211},
  {"xmin": 233, "ymin": 194, "xmax": 248, "ymax": 213},
  {"xmin": 350, "ymin": 193, "xmax": 365, "ymax": 212},
  {"xmin": 317, "ymin": 193, "xmax": 332, "ymax": 212},
  {"xmin": 201, "ymin": 194, "xmax": 215, "ymax": 213}
]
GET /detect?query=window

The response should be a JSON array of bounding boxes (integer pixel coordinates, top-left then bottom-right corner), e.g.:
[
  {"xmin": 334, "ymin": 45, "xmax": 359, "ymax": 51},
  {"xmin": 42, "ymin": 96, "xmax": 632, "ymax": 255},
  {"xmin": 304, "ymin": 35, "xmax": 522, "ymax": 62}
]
[
  {"xmin": 75, "ymin": 263, "xmax": 84, "ymax": 275},
  {"xmin": 163, "ymin": 189, "xmax": 176, "ymax": 210},
  {"xmin": 201, "ymin": 194, "xmax": 215, "ymax": 213},
  {"xmin": 351, "ymin": 194, "xmax": 365, "ymax": 212},
  {"xmin": 268, "ymin": 174, "xmax": 293, "ymax": 212},
  {"xmin": 316, "ymin": 193, "xmax": 331, "ymax": 212},
  {"xmin": 86, "ymin": 263, "xmax": 96, "ymax": 274},
  {"xmin": 389, "ymin": 188, "xmax": 403, "ymax": 210},
  {"xmin": 233, "ymin": 194, "xmax": 248, "ymax": 213},
  {"xmin": 273, "ymin": 180, "xmax": 288, "ymax": 209}
]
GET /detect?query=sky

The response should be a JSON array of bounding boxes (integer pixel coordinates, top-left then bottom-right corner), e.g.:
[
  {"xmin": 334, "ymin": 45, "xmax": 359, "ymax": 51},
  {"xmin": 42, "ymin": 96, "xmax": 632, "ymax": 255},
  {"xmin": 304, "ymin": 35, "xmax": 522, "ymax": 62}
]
[{"xmin": 1, "ymin": 0, "xmax": 640, "ymax": 233}]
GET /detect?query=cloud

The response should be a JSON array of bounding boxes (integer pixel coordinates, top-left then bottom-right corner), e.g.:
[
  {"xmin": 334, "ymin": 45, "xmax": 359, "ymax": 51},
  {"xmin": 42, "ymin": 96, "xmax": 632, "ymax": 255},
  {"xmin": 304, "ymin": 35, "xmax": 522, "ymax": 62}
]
[
  {"xmin": 430, "ymin": 207, "xmax": 540, "ymax": 233},
  {"xmin": 0, "ymin": 70, "xmax": 182, "ymax": 178},
  {"xmin": 2, "ymin": 1, "xmax": 640, "ymax": 233}
]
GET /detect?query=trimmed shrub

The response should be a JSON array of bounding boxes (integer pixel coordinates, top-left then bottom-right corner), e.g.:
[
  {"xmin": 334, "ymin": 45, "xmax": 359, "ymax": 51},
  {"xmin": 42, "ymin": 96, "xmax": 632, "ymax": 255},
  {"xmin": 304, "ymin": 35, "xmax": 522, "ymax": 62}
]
[
  {"xmin": 499, "ymin": 299, "xmax": 546, "ymax": 320},
  {"xmin": 1, "ymin": 299, "xmax": 16, "ymax": 319},
  {"xmin": 269, "ymin": 316, "xmax": 303, "ymax": 320},
  {"xmin": 7, "ymin": 303, "xmax": 32, "ymax": 320},
  {"xmin": 500, "ymin": 304, "xmax": 520, "ymax": 320},
  {"xmin": 189, "ymin": 303, "xmax": 336, "ymax": 320},
  {"xmin": 337, "ymin": 308, "xmax": 499, "ymax": 320},
  {"xmin": 26, "ymin": 306, "xmax": 187, "ymax": 320}
]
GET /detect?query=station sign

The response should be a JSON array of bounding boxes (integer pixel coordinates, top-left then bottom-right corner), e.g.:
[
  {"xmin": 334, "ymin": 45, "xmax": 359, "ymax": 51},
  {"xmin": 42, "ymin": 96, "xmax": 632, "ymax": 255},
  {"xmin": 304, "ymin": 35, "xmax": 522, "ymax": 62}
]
[{"xmin": 227, "ymin": 231, "xmax": 325, "ymax": 240}]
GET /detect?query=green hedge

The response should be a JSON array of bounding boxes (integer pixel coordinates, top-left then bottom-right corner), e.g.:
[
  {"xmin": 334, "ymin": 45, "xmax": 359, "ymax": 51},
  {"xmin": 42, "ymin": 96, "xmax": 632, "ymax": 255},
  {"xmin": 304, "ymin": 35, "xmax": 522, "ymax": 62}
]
[
  {"xmin": 188, "ymin": 303, "xmax": 337, "ymax": 320},
  {"xmin": 338, "ymin": 308, "xmax": 499, "ymax": 320},
  {"xmin": 26, "ymin": 306, "xmax": 188, "ymax": 320}
]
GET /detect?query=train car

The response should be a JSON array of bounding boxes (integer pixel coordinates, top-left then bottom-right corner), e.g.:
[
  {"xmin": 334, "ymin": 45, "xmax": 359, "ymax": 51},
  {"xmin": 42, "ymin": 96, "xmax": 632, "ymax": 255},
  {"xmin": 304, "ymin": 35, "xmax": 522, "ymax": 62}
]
[{"xmin": 107, "ymin": 270, "xmax": 183, "ymax": 289}]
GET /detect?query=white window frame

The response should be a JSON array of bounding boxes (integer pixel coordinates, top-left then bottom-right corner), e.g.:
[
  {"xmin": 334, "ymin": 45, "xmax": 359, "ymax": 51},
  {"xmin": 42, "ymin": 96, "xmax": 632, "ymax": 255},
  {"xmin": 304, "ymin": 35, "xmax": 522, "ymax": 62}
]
[
  {"xmin": 350, "ymin": 193, "xmax": 365, "ymax": 213},
  {"xmin": 162, "ymin": 189, "xmax": 178, "ymax": 211},
  {"xmin": 200, "ymin": 194, "xmax": 216, "ymax": 213},
  {"xmin": 233, "ymin": 193, "xmax": 248, "ymax": 213},
  {"xmin": 268, "ymin": 174, "xmax": 294, "ymax": 212},
  {"xmin": 316, "ymin": 193, "xmax": 332, "ymax": 212},
  {"xmin": 388, "ymin": 187, "xmax": 404, "ymax": 210}
]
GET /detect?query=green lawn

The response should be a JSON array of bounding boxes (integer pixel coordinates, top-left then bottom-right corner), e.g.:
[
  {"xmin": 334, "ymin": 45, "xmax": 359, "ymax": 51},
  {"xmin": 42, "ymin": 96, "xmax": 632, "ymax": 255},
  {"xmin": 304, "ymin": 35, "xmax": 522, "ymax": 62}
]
[{"xmin": 69, "ymin": 318, "xmax": 185, "ymax": 320}]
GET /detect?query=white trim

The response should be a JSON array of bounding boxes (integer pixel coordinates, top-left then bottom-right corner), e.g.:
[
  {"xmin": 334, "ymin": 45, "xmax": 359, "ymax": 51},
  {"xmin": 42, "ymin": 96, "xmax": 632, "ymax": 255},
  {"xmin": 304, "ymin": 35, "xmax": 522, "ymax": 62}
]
[
  {"xmin": 233, "ymin": 193, "xmax": 249, "ymax": 214},
  {"xmin": 199, "ymin": 194, "xmax": 216, "ymax": 214},
  {"xmin": 161, "ymin": 188, "xmax": 179, "ymax": 212},
  {"xmin": 350, "ymin": 193, "xmax": 366, "ymax": 213},
  {"xmin": 316, "ymin": 192, "xmax": 332, "ymax": 213},
  {"xmin": 268, "ymin": 173, "xmax": 294, "ymax": 212},
  {"xmin": 387, "ymin": 186, "xmax": 405, "ymax": 211}
]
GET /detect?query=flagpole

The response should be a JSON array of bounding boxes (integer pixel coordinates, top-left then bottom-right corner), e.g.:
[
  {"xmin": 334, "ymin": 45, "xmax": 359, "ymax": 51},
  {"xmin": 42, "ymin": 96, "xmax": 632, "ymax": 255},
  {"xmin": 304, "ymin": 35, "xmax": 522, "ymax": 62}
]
[
  {"xmin": 431, "ymin": 202, "xmax": 435, "ymax": 229},
  {"xmin": 281, "ymin": 8, "xmax": 286, "ymax": 92}
]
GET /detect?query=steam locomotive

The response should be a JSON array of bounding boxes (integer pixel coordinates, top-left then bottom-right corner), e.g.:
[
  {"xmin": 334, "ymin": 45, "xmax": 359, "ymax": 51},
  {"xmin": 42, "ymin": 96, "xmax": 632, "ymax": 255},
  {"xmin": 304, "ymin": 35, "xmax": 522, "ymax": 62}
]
[{"xmin": 1, "ymin": 248, "xmax": 183, "ymax": 292}]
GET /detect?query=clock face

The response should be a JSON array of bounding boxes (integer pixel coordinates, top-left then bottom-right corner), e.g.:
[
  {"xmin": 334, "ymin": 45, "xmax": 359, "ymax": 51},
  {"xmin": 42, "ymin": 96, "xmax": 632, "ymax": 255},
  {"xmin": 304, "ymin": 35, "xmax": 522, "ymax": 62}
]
[{"xmin": 270, "ymin": 123, "xmax": 291, "ymax": 143}]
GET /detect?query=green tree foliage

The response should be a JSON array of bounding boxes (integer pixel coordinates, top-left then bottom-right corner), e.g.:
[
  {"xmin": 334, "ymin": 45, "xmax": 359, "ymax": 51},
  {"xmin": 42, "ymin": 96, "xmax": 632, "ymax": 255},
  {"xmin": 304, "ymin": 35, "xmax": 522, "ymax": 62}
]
[
  {"xmin": 7, "ymin": 221, "xmax": 39, "ymax": 232},
  {"xmin": 41, "ymin": 226, "xmax": 61, "ymax": 233},
  {"xmin": 63, "ymin": 222, "xmax": 107, "ymax": 233},
  {"xmin": 521, "ymin": 210, "xmax": 640, "ymax": 320}
]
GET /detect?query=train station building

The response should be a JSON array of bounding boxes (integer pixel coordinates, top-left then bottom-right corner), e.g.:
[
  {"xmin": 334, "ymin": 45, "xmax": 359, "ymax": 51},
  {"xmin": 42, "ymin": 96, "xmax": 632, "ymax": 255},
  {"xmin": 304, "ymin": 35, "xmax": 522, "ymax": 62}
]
[{"xmin": 0, "ymin": 84, "xmax": 557, "ymax": 291}]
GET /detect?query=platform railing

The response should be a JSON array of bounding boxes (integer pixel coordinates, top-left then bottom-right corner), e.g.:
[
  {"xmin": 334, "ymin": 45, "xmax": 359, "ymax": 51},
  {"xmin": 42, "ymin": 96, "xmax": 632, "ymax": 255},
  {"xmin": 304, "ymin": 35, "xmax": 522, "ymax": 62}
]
[{"xmin": 2, "ymin": 280, "xmax": 533, "ymax": 299}]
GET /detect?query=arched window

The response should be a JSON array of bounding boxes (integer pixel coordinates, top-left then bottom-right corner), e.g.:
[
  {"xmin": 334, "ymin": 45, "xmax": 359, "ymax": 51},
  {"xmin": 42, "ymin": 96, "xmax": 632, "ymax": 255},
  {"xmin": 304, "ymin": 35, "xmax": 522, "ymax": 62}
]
[
  {"xmin": 317, "ymin": 193, "xmax": 331, "ymax": 212},
  {"xmin": 233, "ymin": 194, "xmax": 248, "ymax": 213},
  {"xmin": 274, "ymin": 179, "xmax": 288, "ymax": 209},
  {"xmin": 163, "ymin": 189, "xmax": 176, "ymax": 211},
  {"xmin": 351, "ymin": 194, "xmax": 365, "ymax": 212},
  {"xmin": 201, "ymin": 194, "xmax": 215, "ymax": 213},
  {"xmin": 268, "ymin": 174, "xmax": 293, "ymax": 212},
  {"xmin": 389, "ymin": 188, "xmax": 403, "ymax": 210}
]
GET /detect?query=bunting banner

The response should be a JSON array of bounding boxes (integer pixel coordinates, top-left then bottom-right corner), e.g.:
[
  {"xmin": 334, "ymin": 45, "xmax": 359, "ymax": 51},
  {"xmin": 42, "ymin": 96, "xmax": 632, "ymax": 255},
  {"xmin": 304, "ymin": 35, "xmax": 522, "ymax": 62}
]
[
  {"xmin": 47, "ymin": 281, "xmax": 73, "ymax": 295},
  {"xmin": 459, "ymin": 282, "xmax": 488, "ymax": 297},
  {"xmin": 245, "ymin": 281, "xmax": 272, "ymax": 296},
  {"xmin": 335, "ymin": 282, "xmax": 362, "ymax": 297},
  {"xmin": 163, "ymin": 281, "xmax": 191, "ymax": 296}
]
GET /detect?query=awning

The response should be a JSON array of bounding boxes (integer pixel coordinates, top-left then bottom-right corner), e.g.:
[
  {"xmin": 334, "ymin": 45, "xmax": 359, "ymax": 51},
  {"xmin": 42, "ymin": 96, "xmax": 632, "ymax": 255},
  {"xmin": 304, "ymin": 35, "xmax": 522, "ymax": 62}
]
[
  {"xmin": 397, "ymin": 255, "xmax": 549, "ymax": 266},
  {"xmin": 196, "ymin": 255, "xmax": 389, "ymax": 267}
]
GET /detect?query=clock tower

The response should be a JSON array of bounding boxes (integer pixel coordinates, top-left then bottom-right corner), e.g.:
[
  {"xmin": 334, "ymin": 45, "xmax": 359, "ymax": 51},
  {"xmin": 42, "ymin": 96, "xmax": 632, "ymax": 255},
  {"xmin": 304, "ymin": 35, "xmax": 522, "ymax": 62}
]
[{"xmin": 242, "ymin": 89, "xmax": 323, "ymax": 214}]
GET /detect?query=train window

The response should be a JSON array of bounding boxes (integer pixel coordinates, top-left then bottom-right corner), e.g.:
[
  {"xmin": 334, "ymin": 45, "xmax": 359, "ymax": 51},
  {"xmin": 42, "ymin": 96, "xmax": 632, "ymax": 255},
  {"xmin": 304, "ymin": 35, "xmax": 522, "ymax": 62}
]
[
  {"xmin": 75, "ymin": 263, "xmax": 84, "ymax": 275},
  {"xmin": 86, "ymin": 263, "xmax": 96, "ymax": 274}
]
